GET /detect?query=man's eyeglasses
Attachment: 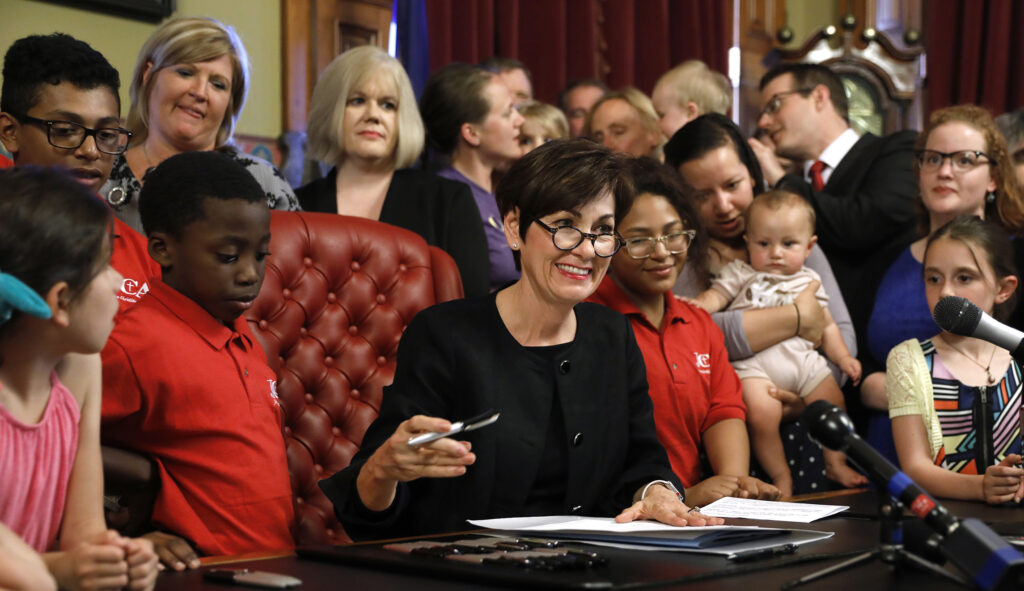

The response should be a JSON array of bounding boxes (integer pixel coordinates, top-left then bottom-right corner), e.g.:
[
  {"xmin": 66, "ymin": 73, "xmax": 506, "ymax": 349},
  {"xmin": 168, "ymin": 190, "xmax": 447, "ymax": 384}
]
[
  {"xmin": 623, "ymin": 230, "xmax": 696, "ymax": 259},
  {"xmin": 760, "ymin": 88, "xmax": 814, "ymax": 118},
  {"xmin": 14, "ymin": 114, "xmax": 132, "ymax": 155},
  {"xmin": 915, "ymin": 149, "xmax": 992, "ymax": 173},
  {"xmin": 533, "ymin": 219, "xmax": 623, "ymax": 258}
]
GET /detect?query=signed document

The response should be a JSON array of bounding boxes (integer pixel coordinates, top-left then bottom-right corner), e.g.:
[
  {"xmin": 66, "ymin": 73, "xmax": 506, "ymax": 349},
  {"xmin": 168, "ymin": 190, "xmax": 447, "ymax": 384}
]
[{"xmin": 700, "ymin": 497, "xmax": 847, "ymax": 523}]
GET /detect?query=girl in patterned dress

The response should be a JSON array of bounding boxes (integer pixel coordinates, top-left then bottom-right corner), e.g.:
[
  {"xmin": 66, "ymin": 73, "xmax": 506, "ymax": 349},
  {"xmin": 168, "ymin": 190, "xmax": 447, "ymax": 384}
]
[{"xmin": 887, "ymin": 216, "xmax": 1024, "ymax": 503}]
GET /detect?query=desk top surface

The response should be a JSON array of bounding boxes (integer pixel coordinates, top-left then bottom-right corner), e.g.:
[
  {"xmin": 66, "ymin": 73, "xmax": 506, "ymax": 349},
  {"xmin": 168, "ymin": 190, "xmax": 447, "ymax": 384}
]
[{"xmin": 154, "ymin": 491, "xmax": 1024, "ymax": 591}]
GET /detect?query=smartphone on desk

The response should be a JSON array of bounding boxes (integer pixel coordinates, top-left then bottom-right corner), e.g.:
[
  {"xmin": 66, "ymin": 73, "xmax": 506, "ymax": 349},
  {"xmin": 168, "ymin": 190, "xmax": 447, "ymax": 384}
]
[
  {"xmin": 203, "ymin": 568, "xmax": 301, "ymax": 588},
  {"xmin": 407, "ymin": 410, "xmax": 500, "ymax": 446}
]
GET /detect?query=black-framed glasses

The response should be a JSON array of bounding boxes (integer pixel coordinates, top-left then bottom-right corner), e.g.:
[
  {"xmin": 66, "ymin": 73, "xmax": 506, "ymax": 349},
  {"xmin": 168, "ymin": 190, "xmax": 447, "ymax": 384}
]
[
  {"xmin": 533, "ymin": 219, "xmax": 623, "ymax": 258},
  {"xmin": 915, "ymin": 149, "xmax": 992, "ymax": 173},
  {"xmin": 760, "ymin": 88, "xmax": 814, "ymax": 117},
  {"xmin": 14, "ymin": 114, "xmax": 132, "ymax": 155},
  {"xmin": 623, "ymin": 230, "xmax": 696, "ymax": 259}
]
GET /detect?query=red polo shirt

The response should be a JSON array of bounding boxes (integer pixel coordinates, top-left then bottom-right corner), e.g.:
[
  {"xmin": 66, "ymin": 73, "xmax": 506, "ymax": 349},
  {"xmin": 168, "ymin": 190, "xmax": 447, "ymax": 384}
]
[
  {"xmin": 100, "ymin": 278, "xmax": 294, "ymax": 555},
  {"xmin": 588, "ymin": 277, "xmax": 745, "ymax": 487},
  {"xmin": 110, "ymin": 217, "xmax": 160, "ymax": 315}
]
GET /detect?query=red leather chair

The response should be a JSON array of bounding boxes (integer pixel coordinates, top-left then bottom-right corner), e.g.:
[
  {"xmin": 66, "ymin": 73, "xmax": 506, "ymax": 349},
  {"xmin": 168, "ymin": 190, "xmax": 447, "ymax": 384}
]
[{"xmin": 246, "ymin": 211, "xmax": 464, "ymax": 546}]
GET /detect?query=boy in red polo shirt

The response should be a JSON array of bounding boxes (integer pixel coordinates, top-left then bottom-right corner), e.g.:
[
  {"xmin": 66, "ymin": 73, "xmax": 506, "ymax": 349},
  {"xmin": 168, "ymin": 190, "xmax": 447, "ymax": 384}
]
[
  {"xmin": 101, "ymin": 151, "xmax": 294, "ymax": 560},
  {"xmin": 0, "ymin": 34, "xmax": 158, "ymax": 314}
]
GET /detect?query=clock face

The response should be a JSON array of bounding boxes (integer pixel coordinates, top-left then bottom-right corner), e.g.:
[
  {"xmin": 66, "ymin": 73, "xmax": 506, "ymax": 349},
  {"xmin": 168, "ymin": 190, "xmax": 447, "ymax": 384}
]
[{"xmin": 843, "ymin": 75, "xmax": 884, "ymax": 136}]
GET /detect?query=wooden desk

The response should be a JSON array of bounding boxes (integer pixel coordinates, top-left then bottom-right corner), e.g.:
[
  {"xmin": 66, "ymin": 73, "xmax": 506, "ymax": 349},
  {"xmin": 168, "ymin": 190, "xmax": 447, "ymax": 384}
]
[{"xmin": 154, "ymin": 490, "xmax": 1022, "ymax": 591}]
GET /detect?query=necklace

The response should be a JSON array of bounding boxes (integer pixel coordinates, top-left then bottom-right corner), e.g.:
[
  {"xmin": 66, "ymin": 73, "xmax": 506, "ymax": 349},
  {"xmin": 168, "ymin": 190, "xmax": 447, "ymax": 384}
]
[
  {"xmin": 941, "ymin": 337, "xmax": 998, "ymax": 384},
  {"xmin": 140, "ymin": 143, "xmax": 160, "ymax": 181}
]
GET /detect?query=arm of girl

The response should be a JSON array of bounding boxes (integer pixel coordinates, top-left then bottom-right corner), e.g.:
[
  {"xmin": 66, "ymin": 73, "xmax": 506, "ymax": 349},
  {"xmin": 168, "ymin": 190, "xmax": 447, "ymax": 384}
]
[
  {"xmin": 51, "ymin": 353, "xmax": 158, "ymax": 591},
  {"xmin": 892, "ymin": 414, "xmax": 1023, "ymax": 504},
  {"xmin": 0, "ymin": 523, "xmax": 56, "ymax": 591},
  {"xmin": 698, "ymin": 418, "xmax": 781, "ymax": 503}
]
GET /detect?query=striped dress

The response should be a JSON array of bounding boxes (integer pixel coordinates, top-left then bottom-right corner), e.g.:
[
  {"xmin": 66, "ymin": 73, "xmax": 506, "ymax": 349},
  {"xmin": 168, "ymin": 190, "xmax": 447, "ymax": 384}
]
[{"xmin": 920, "ymin": 339, "xmax": 1023, "ymax": 473}]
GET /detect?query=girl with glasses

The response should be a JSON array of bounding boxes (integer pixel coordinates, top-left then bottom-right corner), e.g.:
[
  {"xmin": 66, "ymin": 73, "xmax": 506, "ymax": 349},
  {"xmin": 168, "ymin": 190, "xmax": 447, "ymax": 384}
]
[{"xmin": 588, "ymin": 157, "xmax": 780, "ymax": 506}]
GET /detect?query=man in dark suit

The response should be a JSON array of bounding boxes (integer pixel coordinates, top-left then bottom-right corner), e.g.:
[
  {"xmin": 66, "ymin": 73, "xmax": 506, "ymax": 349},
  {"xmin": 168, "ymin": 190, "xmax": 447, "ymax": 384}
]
[{"xmin": 749, "ymin": 63, "xmax": 918, "ymax": 338}]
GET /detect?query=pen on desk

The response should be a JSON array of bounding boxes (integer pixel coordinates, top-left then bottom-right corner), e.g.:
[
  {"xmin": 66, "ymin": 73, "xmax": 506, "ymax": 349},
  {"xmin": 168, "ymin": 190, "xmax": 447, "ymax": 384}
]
[{"xmin": 728, "ymin": 543, "xmax": 797, "ymax": 562}]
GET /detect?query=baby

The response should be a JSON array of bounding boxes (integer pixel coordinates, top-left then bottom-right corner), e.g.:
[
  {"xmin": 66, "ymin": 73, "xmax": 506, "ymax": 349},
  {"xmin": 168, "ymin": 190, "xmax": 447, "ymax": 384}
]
[{"xmin": 694, "ymin": 190, "xmax": 866, "ymax": 497}]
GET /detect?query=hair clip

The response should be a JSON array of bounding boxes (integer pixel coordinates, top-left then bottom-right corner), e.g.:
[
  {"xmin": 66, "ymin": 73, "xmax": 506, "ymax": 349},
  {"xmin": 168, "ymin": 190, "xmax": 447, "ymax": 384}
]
[{"xmin": 0, "ymin": 271, "xmax": 52, "ymax": 325}]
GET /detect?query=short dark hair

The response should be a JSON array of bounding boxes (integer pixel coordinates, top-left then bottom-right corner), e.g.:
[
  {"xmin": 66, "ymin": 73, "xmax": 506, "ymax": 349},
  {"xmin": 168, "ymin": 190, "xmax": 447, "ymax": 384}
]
[
  {"xmin": 139, "ymin": 151, "xmax": 266, "ymax": 238},
  {"xmin": 480, "ymin": 56, "xmax": 531, "ymax": 81},
  {"xmin": 496, "ymin": 138, "xmax": 635, "ymax": 245},
  {"xmin": 420, "ymin": 63, "xmax": 495, "ymax": 155},
  {"xmin": 926, "ymin": 215, "xmax": 1019, "ymax": 322},
  {"xmin": 627, "ymin": 157, "xmax": 709, "ymax": 287},
  {"xmin": 0, "ymin": 167, "xmax": 111, "ymax": 334},
  {"xmin": 558, "ymin": 78, "xmax": 608, "ymax": 112},
  {"xmin": 1, "ymin": 33, "xmax": 120, "ymax": 115},
  {"xmin": 759, "ymin": 63, "xmax": 848, "ymax": 123},
  {"xmin": 664, "ymin": 113, "xmax": 766, "ymax": 194}
]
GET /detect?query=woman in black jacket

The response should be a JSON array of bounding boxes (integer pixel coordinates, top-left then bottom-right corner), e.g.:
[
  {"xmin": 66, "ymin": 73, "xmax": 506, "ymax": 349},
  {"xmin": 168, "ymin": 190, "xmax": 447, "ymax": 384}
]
[
  {"xmin": 319, "ymin": 139, "xmax": 721, "ymax": 541},
  {"xmin": 297, "ymin": 46, "xmax": 489, "ymax": 297}
]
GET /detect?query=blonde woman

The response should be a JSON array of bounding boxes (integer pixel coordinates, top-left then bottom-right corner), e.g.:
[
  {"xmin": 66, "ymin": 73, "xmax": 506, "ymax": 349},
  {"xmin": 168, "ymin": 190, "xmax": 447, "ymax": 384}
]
[
  {"xmin": 518, "ymin": 101, "xmax": 569, "ymax": 155},
  {"xmin": 586, "ymin": 87, "xmax": 664, "ymax": 158},
  {"xmin": 101, "ymin": 17, "xmax": 298, "ymax": 233},
  {"xmin": 297, "ymin": 46, "xmax": 489, "ymax": 296}
]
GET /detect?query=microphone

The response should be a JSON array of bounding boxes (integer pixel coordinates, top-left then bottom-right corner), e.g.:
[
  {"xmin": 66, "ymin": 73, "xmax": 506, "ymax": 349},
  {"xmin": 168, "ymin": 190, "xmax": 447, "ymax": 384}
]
[
  {"xmin": 802, "ymin": 400, "xmax": 1024, "ymax": 591},
  {"xmin": 933, "ymin": 296, "xmax": 1024, "ymax": 361},
  {"xmin": 801, "ymin": 400, "xmax": 957, "ymax": 534}
]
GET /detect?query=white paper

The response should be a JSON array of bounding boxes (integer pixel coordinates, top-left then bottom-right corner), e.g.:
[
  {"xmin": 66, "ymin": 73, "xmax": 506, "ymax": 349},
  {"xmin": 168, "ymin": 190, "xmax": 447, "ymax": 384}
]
[
  {"xmin": 468, "ymin": 515, "xmax": 834, "ymax": 556},
  {"xmin": 469, "ymin": 515, "xmax": 759, "ymax": 533},
  {"xmin": 698, "ymin": 497, "xmax": 847, "ymax": 523}
]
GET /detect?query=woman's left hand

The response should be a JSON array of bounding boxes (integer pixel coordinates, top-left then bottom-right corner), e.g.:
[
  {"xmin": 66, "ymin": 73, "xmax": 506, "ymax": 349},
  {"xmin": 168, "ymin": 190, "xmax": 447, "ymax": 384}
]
[{"xmin": 615, "ymin": 484, "xmax": 724, "ymax": 527}]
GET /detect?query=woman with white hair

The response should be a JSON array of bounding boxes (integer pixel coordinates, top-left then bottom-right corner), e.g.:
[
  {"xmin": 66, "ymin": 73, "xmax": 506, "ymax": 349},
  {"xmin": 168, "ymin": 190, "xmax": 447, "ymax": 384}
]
[
  {"xmin": 297, "ymin": 46, "xmax": 489, "ymax": 296},
  {"xmin": 101, "ymin": 16, "xmax": 298, "ymax": 232}
]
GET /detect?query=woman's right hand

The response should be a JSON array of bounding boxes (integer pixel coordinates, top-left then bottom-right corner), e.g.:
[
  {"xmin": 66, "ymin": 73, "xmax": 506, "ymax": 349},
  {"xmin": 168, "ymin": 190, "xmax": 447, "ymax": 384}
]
[
  {"xmin": 982, "ymin": 454, "xmax": 1024, "ymax": 505},
  {"xmin": 357, "ymin": 415, "xmax": 476, "ymax": 511},
  {"xmin": 794, "ymin": 280, "xmax": 825, "ymax": 347}
]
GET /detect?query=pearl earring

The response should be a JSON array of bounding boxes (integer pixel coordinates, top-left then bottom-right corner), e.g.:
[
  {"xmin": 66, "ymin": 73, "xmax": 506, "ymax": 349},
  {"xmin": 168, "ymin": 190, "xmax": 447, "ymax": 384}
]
[
  {"xmin": 512, "ymin": 242, "xmax": 519, "ymax": 249},
  {"xmin": 987, "ymin": 191, "xmax": 997, "ymax": 203}
]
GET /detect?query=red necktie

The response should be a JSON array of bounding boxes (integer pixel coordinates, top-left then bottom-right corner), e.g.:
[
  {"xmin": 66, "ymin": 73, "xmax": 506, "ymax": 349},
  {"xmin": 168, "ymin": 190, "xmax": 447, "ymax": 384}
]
[{"xmin": 809, "ymin": 160, "xmax": 826, "ymax": 191}]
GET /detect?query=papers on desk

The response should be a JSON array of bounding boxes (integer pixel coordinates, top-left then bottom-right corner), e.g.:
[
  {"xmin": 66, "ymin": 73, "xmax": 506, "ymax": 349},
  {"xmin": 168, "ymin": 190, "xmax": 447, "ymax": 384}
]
[
  {"xmin": 699, "ymin": 497, "xmax": 848, "ymax": 523},
  {"xmin": 468, "ymin": 516, "xmax": 833, "ymax": 557}
]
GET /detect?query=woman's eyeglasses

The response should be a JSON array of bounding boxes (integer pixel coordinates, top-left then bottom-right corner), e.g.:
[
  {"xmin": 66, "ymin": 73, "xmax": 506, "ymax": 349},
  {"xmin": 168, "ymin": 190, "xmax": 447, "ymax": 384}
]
[
  {"xmin": 915, "ymin": 149, "xmax": 992, "ymax": 173},
  {"xmin": 623, "ymin": 230, "xmax": 695, "ymax": 259},
  {"xmin": 14, "ymin": 114, "xmax": 132, "ymax": 155},
  {"xmin": 533, "ymin": 219, "xmax": 623, "ymax": 258}
]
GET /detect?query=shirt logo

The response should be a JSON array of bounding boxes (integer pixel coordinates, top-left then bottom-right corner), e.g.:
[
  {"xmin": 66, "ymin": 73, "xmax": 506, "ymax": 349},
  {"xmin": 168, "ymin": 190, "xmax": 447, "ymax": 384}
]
[
  {"xmin": 120, "ymin": 278, "xmax": 150, "ymax": 300},
  {"xmin": 268, "ymin": 379, "xmax": 280, "ymax": 406},
  {"xmin": 693, "ymin": 352, "xmax": 711, "ymax": 375}
]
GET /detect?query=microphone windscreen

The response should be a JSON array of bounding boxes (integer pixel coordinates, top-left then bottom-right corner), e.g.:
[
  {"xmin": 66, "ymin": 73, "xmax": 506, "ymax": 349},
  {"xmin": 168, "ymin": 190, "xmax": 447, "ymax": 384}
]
[
  {"xmin": 801, "ymin": 400, "xmax": 850, "ymax": 450},
  {"xmin": 933, "ymin": 296, "xmax": 982, "ymax": 336}
]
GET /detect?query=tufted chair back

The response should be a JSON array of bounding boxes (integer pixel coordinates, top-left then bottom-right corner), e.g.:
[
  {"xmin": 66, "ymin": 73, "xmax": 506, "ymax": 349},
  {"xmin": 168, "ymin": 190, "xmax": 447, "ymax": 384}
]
[{"xmin": 245, "ymin": 211, "xmax": 464, "ymax": 546}]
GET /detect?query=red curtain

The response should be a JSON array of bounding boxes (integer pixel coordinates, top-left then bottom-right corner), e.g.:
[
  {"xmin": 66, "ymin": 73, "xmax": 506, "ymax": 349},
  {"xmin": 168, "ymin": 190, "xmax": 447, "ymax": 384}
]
[
  {"xmin": 925, "ymin": 0, "xmax": 1024, "ymax": 115},
  {"xmin": 425, "ymin": 0, "xmax": 730, "ymax": 105}
]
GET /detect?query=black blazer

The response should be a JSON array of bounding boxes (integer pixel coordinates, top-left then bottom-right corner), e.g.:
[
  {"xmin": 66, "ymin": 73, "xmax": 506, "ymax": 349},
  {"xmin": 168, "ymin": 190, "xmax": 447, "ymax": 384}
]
[
  {"xmin": 319, "ymin": 294, "xmax": 679, "ymax": 541},
  {"xmin": 778, "ymin": 130, "xmax": 920, "ymax": 337},
  {"xmin": 297, "ymin": 168, "xmax": 490, "ymax": 297}
]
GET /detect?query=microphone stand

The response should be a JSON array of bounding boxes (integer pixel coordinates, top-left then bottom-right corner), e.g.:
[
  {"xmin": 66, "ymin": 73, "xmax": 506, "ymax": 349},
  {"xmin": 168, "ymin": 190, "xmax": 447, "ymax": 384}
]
[{"xmin": 783, "ymin": 494, "xmax": 970, "ymax": 589}]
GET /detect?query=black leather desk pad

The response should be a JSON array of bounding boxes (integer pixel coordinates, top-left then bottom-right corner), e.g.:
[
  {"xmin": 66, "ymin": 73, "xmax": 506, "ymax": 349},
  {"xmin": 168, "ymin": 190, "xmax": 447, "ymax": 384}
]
[{"xmin": 287, "ymin": 521, "xmax": 961, "ymax": 590}]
